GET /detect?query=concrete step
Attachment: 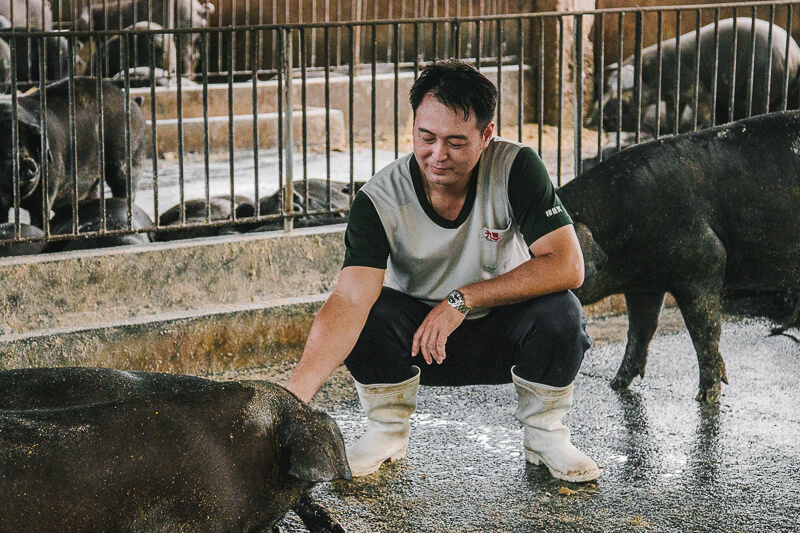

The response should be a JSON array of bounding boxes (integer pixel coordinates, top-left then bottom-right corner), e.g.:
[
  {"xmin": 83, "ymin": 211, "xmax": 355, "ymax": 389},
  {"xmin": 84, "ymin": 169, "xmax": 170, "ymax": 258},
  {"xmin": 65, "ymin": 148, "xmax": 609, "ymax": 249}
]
[
  {"xmin": 147, "ymin": 106, "xmax": 347, "ymax": 155},
  {"xmin": 0, "ymin": 296, "xmax": 326, "ymax": 376},
  {"xmin": 132, "ymin": 81, "xmax": 283, "ymax": 120}
]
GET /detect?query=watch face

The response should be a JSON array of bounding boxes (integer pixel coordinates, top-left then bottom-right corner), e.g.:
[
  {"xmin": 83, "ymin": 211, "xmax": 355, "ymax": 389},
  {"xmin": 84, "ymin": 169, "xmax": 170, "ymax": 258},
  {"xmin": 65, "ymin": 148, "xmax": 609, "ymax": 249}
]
[{"xmin": 448, "ymin": 291, "xmax": 461, "ymax": 305}]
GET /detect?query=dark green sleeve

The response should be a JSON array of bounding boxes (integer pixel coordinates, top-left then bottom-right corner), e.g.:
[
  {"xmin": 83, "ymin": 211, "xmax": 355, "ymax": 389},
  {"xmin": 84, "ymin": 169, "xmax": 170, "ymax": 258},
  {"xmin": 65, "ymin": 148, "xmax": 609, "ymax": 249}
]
[
  {"xmin": 342, "ymin": 190, "xmax": 391, "ymax": 269},
  {"xmin": 508, "ymin": 147, "xmax": 573, "ymax": 247}
]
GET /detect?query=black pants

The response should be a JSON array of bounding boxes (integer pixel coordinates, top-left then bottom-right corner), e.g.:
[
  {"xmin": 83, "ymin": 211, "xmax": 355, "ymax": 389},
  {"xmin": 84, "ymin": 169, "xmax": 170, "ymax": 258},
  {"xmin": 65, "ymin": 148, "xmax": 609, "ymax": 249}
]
[{"xmin": 345, "ymin": 287, "xmax": 592, "ymax": 388}]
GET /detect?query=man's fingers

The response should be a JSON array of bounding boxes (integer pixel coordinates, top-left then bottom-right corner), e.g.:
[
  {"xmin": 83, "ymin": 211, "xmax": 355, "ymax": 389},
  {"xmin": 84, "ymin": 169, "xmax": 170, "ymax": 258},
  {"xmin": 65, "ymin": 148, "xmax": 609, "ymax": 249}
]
[
  {"xmin": 417, "ymin": 324, "xmax": 434, "ymax": 365},
  {"xmin": 434, "ymin": 336, "xmax": 447, "ymax": 363}
]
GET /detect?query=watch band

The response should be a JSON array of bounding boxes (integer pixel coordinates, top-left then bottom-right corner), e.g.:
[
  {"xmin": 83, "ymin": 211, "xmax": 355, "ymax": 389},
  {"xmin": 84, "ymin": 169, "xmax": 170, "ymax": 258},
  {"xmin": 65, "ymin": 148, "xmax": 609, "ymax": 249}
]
[{"xmin": 447, "ymin": 289, "xmax": 471, "ymax": 315}]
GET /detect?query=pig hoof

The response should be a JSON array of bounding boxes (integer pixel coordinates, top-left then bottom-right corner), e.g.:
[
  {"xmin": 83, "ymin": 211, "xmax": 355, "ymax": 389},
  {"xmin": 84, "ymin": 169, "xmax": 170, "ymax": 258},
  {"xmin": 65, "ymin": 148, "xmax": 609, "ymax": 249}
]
[
  {"xmin": 610, "ymin": 374, "xmax": 632, "ymax": 391},
  {"xmin": 695, "ymin": 382, "xmax": 722, "ymax": 403}
]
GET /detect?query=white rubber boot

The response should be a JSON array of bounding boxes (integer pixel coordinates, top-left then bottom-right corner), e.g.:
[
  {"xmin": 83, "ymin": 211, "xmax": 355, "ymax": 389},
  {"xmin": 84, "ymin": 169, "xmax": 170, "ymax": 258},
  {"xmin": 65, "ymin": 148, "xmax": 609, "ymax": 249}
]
[
  {"xmin": 511, "ymin": 366, "xmax": 600, "ymax": 482},
  {"xmin": 346, "ymin": 366, "xmax": 420, "ymax": 477}
]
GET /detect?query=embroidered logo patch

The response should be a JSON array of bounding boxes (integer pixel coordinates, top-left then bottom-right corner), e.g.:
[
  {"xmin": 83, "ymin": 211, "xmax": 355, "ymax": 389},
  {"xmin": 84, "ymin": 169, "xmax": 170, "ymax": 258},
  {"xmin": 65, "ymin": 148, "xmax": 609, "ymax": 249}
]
[
  {"xmin": 545, "ymin": 206, "xmax": 563, "ymax": 217},
  {"xmin": 484, "ymin": 229, "xmax": 500, "ymax": 242}
]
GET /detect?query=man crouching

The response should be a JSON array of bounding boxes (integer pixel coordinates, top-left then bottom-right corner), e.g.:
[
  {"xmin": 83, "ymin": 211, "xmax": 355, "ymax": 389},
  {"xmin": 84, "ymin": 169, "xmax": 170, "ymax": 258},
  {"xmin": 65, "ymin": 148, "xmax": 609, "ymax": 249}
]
[{"xmin": 287, "ymin": 59, "xmax": 598, "ymax": 483}]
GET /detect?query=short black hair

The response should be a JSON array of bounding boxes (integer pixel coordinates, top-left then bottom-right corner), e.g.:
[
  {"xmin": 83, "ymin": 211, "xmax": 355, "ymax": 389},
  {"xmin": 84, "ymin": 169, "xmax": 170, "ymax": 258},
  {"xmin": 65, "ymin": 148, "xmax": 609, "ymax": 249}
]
[{"xmin": 409, "ymin": 59, "xmax": 497, "ymax": 131}]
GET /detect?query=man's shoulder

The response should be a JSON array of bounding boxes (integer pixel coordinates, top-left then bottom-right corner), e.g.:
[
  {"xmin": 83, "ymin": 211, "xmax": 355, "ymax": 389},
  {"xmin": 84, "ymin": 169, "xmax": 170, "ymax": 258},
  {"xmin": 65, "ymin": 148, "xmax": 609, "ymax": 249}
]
[
  {"xmin": 483, "ymin": 136, "xmax": 528, "ymax": 166},
  {"xmin": 360, "ymin": 153, "xmax": 416, "ymax": 207}
]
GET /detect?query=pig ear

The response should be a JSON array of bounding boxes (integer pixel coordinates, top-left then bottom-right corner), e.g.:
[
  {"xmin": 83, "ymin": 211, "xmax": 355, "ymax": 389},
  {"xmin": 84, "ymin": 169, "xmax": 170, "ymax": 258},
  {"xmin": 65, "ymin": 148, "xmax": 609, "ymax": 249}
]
[{"xmin": 283, "ymin": 409, "xmax": 352, "ymax": 482}]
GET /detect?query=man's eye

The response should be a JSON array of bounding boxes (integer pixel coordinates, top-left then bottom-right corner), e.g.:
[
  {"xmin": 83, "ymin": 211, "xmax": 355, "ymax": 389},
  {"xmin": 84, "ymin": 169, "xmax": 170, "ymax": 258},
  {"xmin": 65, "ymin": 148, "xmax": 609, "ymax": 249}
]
[
  {"xmin": 449, "ymin": 143, "xmax": 465, "ymax": 149},
  {"xmin": 422, "ymin": 136, "xmax": 435, "ymax": 143}
]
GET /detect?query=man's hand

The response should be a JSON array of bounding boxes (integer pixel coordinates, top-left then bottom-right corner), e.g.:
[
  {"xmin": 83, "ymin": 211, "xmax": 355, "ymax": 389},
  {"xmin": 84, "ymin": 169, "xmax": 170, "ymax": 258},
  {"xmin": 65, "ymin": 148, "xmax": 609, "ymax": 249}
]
[{"xmin": 411, "ymin": 300, "xmax": 466, "ymax": 365}]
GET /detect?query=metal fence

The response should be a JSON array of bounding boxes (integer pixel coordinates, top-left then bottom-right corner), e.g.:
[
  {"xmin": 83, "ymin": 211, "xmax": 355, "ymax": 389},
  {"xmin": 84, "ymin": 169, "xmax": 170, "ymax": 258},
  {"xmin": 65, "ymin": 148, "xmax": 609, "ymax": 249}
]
[{"xmin": 0, "ymin": 0, "xmax": 798, "ymax": 255}]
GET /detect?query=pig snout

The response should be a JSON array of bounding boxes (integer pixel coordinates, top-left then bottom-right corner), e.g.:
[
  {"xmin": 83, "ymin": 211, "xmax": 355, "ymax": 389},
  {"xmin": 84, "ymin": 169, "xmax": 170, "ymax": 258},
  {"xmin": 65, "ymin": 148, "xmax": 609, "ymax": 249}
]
[{"xmin": 19, "ymin": 157, "xmax": 40, "ymax": 192}]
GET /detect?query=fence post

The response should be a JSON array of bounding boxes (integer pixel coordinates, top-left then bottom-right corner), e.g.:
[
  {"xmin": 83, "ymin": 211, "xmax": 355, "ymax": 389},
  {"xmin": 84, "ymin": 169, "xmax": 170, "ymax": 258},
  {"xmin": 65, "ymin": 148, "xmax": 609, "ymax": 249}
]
[
  {"xmin": 283, "ymin": 28, "xmax": 294, "ymax": 232},
  {"xmin": 574, "ymin": 14, "xmax": 584, "ymax": 176},
  {"xmin": 533, "ymin": 0, "xmax": 595, "ymax": 128}
]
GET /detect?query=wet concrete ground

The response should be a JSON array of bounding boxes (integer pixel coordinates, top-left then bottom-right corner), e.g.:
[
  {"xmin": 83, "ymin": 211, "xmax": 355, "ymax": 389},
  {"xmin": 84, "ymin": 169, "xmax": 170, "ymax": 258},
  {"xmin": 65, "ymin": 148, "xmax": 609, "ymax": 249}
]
[{"xmin": 256, "ymin": 311, "xmax": 800, "ymax": 532}]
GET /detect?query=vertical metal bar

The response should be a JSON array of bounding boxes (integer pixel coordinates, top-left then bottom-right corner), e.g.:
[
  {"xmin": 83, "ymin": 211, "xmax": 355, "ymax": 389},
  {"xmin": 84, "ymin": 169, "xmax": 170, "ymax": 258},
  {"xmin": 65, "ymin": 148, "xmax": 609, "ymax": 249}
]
[
  {"xmin": 728, "ymin": 10, "xmax": 738, "ymax": 123},
  {"xmin": 301, "ymin": 26, "xmax": 309, "ymax": 206},
  {"xmin": 95, "ymin": 72, "xmax": 107, "ymax": 233},
  {"xmin": 198, "ymin": 28, "xmax": 209, "ymax": 223},
  {"xmin": 764, "ymin": 5, "xmax": 776, "ymax": 114},
  {"xmin": 557, "ymin": 16, "xmax": 563, "ymax": 185},
  {"xmin": 615, "ymin": 12, "xmax": 623, "ymax": 149},
  {"xmin": 312, "ymin": 0, "xmax": 318, "ymax": 67},
  {"xmin": 496, "ymin": 17, "xmax": 502, "ymax": 136},
  {"xmin": 244, "ymin": 0, "xmax": 252, "ymax": 71},
  {"xmin": 283, "ymin": 28, "xmax": 294, "ymax": 232},
  {"xmin": 783, "ymin": 5, "xmax": 793, "ymax": 111},
  {"xmin": 68, "ymin": 52, "xmax": 78, "ymax": 234},
  {"xmin": 693, "ymin": 10, "xmax": 701, "ymax": 131},
  {"xmin": 371, "ymin": 22, "xmax": 377, "ymax": 176},
  {"xmin": 711, "ymin": 9, "xmax": 720, "ymax": 125},
  {"xmin": 633, "ymin": 11, "xmax": 643, "ymax": 142},
  {"xmin": 453, "ymin": 19, "xmax": 460, "ymax": 60},
  {"xmin": 746, "ymin": 10, "xmax": 757, "ymax": 117},
  {"xmin": 349, "ymin": 25, "xmax": 355, "ymax": 189},
  {"xmin": 252, "ymin": 27, "xmax": 260, "ymax": 219},
  {"xmin": 414, "ymin": 22, "xmax": 420, "ymax": 78},
  {"xmin": 673, "ymin": 11, "xmax": 681, "ymax": 135},
  {"xmin": 227, "ymin": 29, "xmax": 236, "ymax": 217},
  {"xmin": 596, "ymin": 12, "xmax": 604, "ymax": 161},
  {"xmin": 324, "ymin": 26, "xmax": 331, "ymax": 188},
  {"xmin": 148, "ymin": 32, "xmax": 160, "ymax": 227},
  {"xmin": 432, "ymin": 17, "xmax": 438, "ymax": 61},
  {"xmin": 517, "ymin": 18, "xmax": 523, "ymax": 142},
  {"xmin": 474, "ymin": 14, "xmax": 481, "ymax": 69},
  {"xmin": 277, "ymin": 28, "xmax": 284, "ymax": 213},
  {"xmin": 36, "ymin": 43, "xmax": 49, "ymax": 237},
  {"xmin": 176, "ymin": 29, "xmax": 186, "ymax": 225},
  {"xmin": 537, "ymin": 16, "xmax": 543, "ymax": 157},
  {"xmin": 122, "ymin": 46, "xmax": 134, "ymax": 231},
  {"xmin": 574, "ymin": 14, "xmax": 583, "ymax": 177},
  {"xmin": 10, "ymin": 38, "xmax": 20, "ymax": 233},
  {"xmin": 394, "ymin": 22, "xmax": 400, "ymax": 158}
]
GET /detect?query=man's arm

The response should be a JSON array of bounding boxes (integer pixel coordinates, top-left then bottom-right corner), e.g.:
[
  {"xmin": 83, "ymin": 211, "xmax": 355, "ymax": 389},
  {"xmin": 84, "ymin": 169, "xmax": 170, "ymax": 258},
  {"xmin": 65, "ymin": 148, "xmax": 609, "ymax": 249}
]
[
  {"xmin": 461, "ymin": 223, "xmax": 584, "ymax": 308},
  {"xmin": 412, "ymin": 224, "xmax": 584, "ymax": 364},
  {"xmin": 286, "ymin": 266, "xmax": 385, "ymax": 403}
]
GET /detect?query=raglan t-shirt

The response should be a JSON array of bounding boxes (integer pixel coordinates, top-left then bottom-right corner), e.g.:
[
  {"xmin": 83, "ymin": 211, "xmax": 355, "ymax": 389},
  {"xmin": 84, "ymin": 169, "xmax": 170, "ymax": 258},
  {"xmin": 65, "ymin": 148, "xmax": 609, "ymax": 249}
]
[{"xmin": 342, "ymin": 137, "xmax": 572, "ymax": 318}]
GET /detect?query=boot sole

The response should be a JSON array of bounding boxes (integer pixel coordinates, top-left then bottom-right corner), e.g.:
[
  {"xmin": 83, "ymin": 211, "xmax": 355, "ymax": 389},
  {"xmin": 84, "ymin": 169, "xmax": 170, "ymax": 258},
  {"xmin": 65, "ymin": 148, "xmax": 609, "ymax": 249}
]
[
  {"xmin": 525, "ymin": 450, "xmax": 600, "ymax": 483},
  {"xmin": 350, "ymin": 445, "xmax": 408, "ymax": 478}
]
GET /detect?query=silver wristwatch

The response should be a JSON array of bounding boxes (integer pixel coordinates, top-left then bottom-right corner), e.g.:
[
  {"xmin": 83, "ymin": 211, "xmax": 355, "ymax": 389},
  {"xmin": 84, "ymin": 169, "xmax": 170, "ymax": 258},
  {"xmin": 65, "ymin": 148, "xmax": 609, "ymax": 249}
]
[{"xmin": 446, "ymin": 289, "xmax": 471, "ymax": 315}]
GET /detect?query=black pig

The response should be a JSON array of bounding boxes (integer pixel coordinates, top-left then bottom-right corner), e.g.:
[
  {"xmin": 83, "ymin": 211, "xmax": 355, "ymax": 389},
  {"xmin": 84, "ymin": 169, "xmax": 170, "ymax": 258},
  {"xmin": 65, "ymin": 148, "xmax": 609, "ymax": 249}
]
[
  {"xmin": 241, "ymin": 179, "xmax": 363, "ymax": 232},
  {"xmin": 0, "ymin": 222, "xmax": 45, "ymax": 256},
  {"xmin": 0, "ymin": 78, "xmax": 147, "ymax": 228},
  {"xmin": 43, "ymin": 197, "xmax": 153, "ymax": 253},
  {"xmin": 78, "ymin": 0, "xmax": 214, "ymax": 74},
  {"xmin": 589, "ymin": 18, "xmax": 800, "ymax": 135},
  {"xmin": 559, "ymin": 110, "xmax": 800, "ymax": 402},
  {"xmin": 0, "ymin": 367, "xmax": 351, "ymax": 532}
]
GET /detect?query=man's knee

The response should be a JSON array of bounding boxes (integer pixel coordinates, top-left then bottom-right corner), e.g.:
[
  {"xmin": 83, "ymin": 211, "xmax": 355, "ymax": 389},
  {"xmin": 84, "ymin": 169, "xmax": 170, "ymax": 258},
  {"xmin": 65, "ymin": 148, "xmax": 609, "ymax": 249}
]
[
  {"xmin": 513, "ymin": 291, "xmax": 591, "ymax": 386},
  {"xmin": 529, "ymin": 291, "xmax": 590, "ymax": 347}
]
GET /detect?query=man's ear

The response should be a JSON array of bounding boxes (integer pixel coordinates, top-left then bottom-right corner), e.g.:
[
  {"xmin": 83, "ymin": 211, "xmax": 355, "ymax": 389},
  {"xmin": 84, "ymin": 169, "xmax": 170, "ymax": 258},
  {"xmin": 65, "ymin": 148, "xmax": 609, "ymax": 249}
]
[{"xmin": 481, "ymin": 121, "xmax": 495, "ymax": 147}]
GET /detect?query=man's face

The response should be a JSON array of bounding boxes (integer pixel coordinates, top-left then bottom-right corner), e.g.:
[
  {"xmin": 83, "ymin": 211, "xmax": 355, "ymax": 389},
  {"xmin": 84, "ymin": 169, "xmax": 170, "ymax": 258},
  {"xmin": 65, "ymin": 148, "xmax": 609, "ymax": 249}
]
[{"xmin": 413, "ymin": 93, "xmax": 494, "ymax": 188}]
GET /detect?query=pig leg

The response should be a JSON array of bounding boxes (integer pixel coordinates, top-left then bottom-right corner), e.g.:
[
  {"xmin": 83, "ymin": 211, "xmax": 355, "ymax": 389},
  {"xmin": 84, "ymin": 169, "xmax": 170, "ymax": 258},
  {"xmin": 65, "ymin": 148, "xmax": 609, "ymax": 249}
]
[
  {"xmin": 673, "ymin": 289, "xmax": 729, "ymax": 403},
  {"xmin": 611, "ymin": 291, "xmax": 666, "ymax": 391},
  {"xmin": 292, "ymin": 494, "xmax": 347, "ymax": 533}
]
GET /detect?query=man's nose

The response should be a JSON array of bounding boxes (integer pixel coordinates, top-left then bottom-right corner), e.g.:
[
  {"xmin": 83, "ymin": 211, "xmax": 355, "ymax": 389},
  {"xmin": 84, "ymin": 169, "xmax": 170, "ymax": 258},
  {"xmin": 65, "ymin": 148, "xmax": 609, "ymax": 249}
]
[{"xmin": 432, "ymin": 141, "xmax": 449, "ymax": 161}]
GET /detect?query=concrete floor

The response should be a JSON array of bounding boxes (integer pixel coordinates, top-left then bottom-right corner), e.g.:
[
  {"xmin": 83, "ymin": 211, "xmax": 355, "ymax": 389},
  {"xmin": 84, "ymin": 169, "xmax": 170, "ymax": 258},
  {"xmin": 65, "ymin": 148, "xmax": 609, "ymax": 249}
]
[{"xmin": 268, "ymin": 312, "xmax": 800, "ymax": 532}]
